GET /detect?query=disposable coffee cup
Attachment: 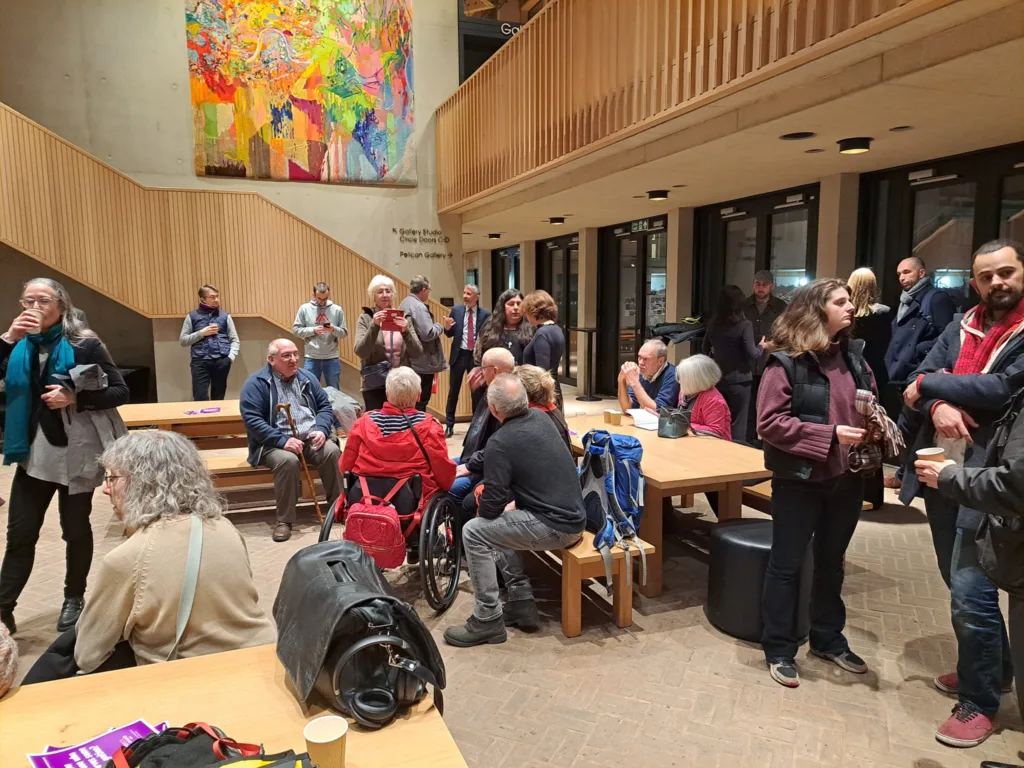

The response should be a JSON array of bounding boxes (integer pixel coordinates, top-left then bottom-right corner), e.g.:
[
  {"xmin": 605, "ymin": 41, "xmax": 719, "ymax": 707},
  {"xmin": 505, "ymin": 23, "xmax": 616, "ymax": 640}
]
[
  {"xmin": 916, "ymin": 447, "xmax": 946, "ymax": 463},
  {"xmin": 303, "ymin": 715, "xmax": 348, "ymax": 768},
  {"xmin": 25, "ymin": 308, "xmax": 44, "ymax": 334},
  {"xmin": 608, "ymin": 410, "xmax": 623, "ymax": 426},
  {"xmin": 603, "ymin": 409, "xmax": 615, "ymax": 424}
]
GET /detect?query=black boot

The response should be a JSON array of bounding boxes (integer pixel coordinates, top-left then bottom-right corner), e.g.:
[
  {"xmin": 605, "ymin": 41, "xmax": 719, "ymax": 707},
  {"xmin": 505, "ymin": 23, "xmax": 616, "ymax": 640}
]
[
  {"xmin": 0, "ymin": 609, "xmax": 15, "ymax": 635},
  {"xmin": 443, "ymin": 615, "xmax": 506, "ymax": 647},
  {"xmin": 444, "ymin": 425, "xmax": 454, "ymax": 438},
  {"xmin": 503, "ymin": 599, "xmax": 540, "ymax": 631},
  {"xmin": 57, "ymin": 597, "xmax": 84, "ymax": 632}
]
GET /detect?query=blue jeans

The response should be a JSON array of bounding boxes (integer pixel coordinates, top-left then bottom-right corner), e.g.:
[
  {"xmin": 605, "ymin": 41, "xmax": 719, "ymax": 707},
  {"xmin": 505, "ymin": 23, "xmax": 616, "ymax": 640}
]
[
  {"xmin": 950, "ymin": 527, "xmax": 1014, "ymax": 716},
  {"xmin": 924, "ymin": 487, "xmax": 959, "ymax": 588},
  {"xmin": 304, "ymin": 357, "xmax": 341, "ymax": 390},
  {"xmin": 448, "ymin": 458, "xmax": 473, "ymax": 505}
]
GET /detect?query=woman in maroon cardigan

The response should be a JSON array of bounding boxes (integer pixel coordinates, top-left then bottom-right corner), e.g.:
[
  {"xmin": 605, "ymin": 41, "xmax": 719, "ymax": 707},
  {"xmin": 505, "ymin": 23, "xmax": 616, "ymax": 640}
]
[
  {"xmin": 675, "ymin": 354, "xmax": 732, "ymax": 441},
  {"xmin": 757, "ymin": 278, "xmax": 875, "ymax": 689}
]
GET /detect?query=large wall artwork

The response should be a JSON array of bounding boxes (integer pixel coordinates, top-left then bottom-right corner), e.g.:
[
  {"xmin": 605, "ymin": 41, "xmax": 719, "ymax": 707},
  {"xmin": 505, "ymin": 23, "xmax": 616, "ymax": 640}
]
[{"xmin": 185, "ymin": 0, "xmax": 415, "ymax": 186}]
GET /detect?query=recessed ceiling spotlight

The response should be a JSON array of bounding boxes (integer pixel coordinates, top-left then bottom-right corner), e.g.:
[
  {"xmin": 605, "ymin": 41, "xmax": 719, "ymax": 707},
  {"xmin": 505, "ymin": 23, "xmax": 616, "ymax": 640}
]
[
  {"xmin": 672, "ymin": 184, "xmax": 687, "ymax": 188},
  {"xmin": 838, "ymin": 137, "xmax": 873, "ymax": 154},
  {"xmin": 549, "ymin": 216, "xmax": 565, "ymax": 225},
  {"xmin": 487, "ymin": 233, "xmax": 501, "ymax": 239},
  {"xmin": 647, "ymin": 190, "xmax": 669, "ymax": 201},
  {"xmin": 889, "ymin": 125, "xmax": 914, "ymax": 132},
  {"xmin": 804, "ymin": 148, "xmax": 825, "ymax": 154},
  {"xmin": 780, "ymin": 131, "xmax": 817, "ymax": 141}
]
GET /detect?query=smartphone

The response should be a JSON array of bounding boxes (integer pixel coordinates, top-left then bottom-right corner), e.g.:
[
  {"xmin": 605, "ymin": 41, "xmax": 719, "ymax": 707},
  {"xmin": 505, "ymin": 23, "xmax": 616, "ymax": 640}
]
[
  {"xmin": 381, "ymin": 309, "xmax": 404, "ymax": 333},
  {"xmin": 321, "ymin": 322, "xmax": 331, "ymax": 328}
]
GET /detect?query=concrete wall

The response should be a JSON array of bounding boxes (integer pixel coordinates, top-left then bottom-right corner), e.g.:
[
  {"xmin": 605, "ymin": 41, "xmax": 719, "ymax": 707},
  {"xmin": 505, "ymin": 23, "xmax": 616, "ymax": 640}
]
[
  {"xmin": 0, "ymin": 0, "xmax": 463, "ymax": 298},
  {"xmin": 0, "ymin": 243, "xmax": 156, "ymax": 398}
]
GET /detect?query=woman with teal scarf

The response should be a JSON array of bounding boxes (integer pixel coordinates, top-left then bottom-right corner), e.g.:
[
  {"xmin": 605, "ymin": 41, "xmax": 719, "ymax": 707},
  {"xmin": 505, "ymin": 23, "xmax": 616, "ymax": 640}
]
[{"xmin": 0, "ymin": 279, "xmax": 129, "ymax": 636}]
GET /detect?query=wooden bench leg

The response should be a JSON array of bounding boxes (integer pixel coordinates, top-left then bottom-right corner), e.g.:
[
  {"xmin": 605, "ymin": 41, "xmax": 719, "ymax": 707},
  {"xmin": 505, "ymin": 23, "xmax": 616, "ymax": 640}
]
[
  {"xmin": 612, "ymin": 559, "xmax": 633, "ymax": 629},
  {"xmin": 561, "ymin": 554, "xmax": 583, "ymax": 638},
  {"xmin": 681, "ymin": 494, "xmax": 694, "ymax": 508},
  {"xmin": 639, "ymin": 487, "xmax": 664, "ymax": 597}
]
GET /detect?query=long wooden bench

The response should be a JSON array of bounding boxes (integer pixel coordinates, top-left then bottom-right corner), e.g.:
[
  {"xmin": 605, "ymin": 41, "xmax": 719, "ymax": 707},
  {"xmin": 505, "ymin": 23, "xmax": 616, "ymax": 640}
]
[
  {"xmin": 203, "ymin": 453, "xmax": 317, "ymax": 502},
  {"xmin": 557, "ymin": 531, "xmax": 655, "ymax": 638}
]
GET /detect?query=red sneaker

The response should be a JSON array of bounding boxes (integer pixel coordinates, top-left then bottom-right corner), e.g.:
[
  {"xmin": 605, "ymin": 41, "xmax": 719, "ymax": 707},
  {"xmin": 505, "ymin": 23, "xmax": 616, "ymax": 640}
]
[
  {"xmin": 935, "ymin": 704, "xmax": 996, "ymax": 747},
  {"xmin": 934, "ymin": 672, "xmax": 1014, "ymax": 695}
]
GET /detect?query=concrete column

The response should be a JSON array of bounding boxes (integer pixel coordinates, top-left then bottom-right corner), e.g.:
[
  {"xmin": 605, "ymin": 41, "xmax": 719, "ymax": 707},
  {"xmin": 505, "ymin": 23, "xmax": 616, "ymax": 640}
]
[
  {"xmin": 476, "ymin": 249, "xmax": 493, "ymax": 308},
  {"xmin": 519, "ymin": 240, "xmax": 537, "ymax": 294},
  {"xmin": 665, "ymin": 207, "xmax": 696, "ymax": 364},
  {"xmin": 816, "ymin": 173, "xmax": 860, "ymax": 281},
  {"xmin": 576, "ymin": 228, "xmax": 599, "ymax": 394}
]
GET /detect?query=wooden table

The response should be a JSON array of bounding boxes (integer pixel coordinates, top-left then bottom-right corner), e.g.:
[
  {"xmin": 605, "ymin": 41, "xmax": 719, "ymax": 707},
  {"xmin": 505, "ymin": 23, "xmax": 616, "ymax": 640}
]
[
  {"xmin": 569, "ymin": 413, "xmax": 771, "ymax": 597},
  {"xmin": 118, "ymin": 400, "xmax": 245, "ymax": 449},
  {"xmin": 0, "ymin": 644, "xmax": 467, "ymax": 768}
]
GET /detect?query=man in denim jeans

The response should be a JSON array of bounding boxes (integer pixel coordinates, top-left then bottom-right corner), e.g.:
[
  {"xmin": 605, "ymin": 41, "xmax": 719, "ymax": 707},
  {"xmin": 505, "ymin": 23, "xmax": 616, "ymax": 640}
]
[
  {"xmin": 444, "ymin": 374, "xmax": 585, "ymax": 647},
  {"xmin": 900, "ymin": 239, "xmax": 1024, "ymax": 748}
]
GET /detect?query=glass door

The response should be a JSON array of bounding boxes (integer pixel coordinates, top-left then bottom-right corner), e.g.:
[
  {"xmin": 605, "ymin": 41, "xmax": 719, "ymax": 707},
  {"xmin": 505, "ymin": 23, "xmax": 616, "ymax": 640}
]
[
  {"xmin": 545, "ymin": 244, "xmax": 579, "ymax": 384},
  {"xmin": 770, "ymin": 208, "xmax": 812, "ymax": 301},
  {"xmin": 1000, "ymin": 174, "xmax": 1024, "ymax": 242},
  {"xmin": 911, "ymin": 181, "xmax": 977, "ymax": 298},
  {"xmin": 617, "ymin": 237, "xmax": 641, "ymax": 369},
  {"xmin": 490, "ymin": 246, "xmax": 520, "ymax": 307}
]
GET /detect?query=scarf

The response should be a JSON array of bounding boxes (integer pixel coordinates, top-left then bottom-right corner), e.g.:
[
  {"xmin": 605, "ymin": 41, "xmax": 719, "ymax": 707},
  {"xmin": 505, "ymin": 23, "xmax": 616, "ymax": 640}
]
[
  {"xmin": 3, "ymin": 325, "xmax": 76, "ymax": 465},
  {"xmin": 897, "ymin": 277, "xmax": 932, "ymax": 322},
  {"xmin": 954, "ymin": 300, "xmax": 1024, "ymax": 375}
]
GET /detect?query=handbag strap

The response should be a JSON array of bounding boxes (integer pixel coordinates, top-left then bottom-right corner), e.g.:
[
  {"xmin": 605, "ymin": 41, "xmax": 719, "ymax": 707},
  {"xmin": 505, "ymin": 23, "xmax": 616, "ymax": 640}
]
[
  {"xmin": 358, "ymin": 474, "xmax": 410, "ymax": 506},
  {"xmin": 167, "ymin": 514, "xmax": 203, "ymax": 661},
  {"xmin": 402, "ymin": 413, "xmax": 432, "ymax": 467}
]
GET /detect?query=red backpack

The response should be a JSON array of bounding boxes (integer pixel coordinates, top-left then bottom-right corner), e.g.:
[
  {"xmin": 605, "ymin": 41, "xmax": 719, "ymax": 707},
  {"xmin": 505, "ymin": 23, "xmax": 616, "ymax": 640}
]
[{"xmin": 343, "ymin": 476, "xmax": 412, "ymax": 569}]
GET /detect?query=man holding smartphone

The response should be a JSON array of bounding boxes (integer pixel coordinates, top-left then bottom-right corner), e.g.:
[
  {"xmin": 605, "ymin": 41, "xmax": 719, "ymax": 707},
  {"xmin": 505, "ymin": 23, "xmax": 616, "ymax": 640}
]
[{"xmin": 292, "ymin": 282, "xmax": 348, "ymax": 391}]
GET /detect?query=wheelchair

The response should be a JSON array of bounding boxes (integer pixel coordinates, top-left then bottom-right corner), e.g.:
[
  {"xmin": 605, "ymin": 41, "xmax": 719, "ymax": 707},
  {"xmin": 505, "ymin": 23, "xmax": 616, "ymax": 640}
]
[{"xmin": 319, "ymin": 472, "xmax": 462, "ymax": 613}]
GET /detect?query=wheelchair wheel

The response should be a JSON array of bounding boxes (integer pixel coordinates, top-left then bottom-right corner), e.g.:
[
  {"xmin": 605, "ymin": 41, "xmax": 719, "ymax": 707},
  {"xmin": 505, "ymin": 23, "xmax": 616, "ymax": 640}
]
[{"xmin": 419, "ymin": 494, "xmax": 462, "ymax": 613}]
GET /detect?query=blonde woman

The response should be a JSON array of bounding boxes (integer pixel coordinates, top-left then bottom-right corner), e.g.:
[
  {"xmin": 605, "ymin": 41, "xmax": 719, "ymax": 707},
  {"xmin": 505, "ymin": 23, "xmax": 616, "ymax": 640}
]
[
  {"xmin": 848, "ymin": 268, "xmax": 892, "ymax": 394},
  {"xmin": 516, "ymin": 364, "xmax": 570, "ymax": 452},
  {"xmin": 354, "ymin": 275, "xmax": 423, "ymax": 411}
]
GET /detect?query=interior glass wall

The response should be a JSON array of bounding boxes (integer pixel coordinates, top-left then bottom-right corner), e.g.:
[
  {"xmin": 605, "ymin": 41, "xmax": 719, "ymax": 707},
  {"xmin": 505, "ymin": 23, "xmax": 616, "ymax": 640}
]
[{"xmin": 537, "ymin": 235, "xmax": 579, "ymax": 384}]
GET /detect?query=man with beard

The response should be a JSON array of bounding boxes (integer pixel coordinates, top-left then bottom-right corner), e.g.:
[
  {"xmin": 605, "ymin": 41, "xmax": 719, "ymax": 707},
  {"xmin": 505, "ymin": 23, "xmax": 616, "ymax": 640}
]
[
  {"xmin": 900, "ymin": 239, "xmax": 1024, "ymax": 748},
  {"xmin": 743, "ymin": 270, "xmax": 787, "ymax": 446}
]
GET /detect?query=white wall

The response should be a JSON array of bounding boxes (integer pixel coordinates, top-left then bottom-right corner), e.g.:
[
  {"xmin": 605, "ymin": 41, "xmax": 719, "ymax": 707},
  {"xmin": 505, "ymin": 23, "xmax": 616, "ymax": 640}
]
[{"xmin": 0, "ymin": 0, "xmax": 464, "ymax": 298}]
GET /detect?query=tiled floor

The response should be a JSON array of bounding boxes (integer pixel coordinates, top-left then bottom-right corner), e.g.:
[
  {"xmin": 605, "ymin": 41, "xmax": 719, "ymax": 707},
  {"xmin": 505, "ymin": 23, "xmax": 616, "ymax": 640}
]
[{"xmin": 2, "ymin": 388, "xmax": 1023, "ymax": 767}]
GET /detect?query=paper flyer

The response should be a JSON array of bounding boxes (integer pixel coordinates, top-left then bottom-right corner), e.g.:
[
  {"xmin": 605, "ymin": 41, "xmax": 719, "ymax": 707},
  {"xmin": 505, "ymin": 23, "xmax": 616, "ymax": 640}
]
[{"xmin": 28, "ymin": 720, "xmax": 167, "ymax": 768}]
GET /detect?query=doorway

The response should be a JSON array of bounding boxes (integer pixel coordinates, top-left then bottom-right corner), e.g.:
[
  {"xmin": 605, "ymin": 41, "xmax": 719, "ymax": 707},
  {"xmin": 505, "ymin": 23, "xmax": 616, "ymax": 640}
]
[
  {"xmin": 490, "ymin": 245, "xmax": 520, "ymax": 308},
  {"xmin": 537, "ymin": 235, "xmax": 580, "ymax": 384},
  {"xmin": 696, "ymin": 186, "xmax": 818, "ymax": 317},
  {"xmin": 597, "ymin": 217, "xmax": 668, "ymax": 394}
]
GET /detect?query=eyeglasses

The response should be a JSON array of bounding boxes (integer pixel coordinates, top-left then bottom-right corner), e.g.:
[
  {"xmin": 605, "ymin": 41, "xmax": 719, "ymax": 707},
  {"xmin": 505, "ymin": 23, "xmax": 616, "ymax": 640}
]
[
  {"xmin": 20, "ymin": 297, "xmax": 55, "ymax": 308},
  {"xmin": 103, "ymin": 473, "xmax": 124, "ymax": 484}
]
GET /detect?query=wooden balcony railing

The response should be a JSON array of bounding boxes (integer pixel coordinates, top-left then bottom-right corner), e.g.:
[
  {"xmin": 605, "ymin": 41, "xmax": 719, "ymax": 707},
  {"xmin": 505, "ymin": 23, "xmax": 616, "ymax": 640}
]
[
  {"xmin": 0, "ymin": 102, "xmax": 470, "ymax": 417},
  {"xmin": 437, "ymin": 0, "xmax": 951, "ymax": 212}
]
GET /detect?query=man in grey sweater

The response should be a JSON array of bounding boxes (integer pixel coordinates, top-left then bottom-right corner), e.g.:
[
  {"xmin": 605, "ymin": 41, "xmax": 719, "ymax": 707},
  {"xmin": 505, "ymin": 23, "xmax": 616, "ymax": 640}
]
[
  {"xmin": 398, "ymin": 275, "xmax": 447, "ymax": 411},
  {"xmin": 444, "ymin": 374, "xmax": 585, "ymax": 648},
  {"xmin": 292, "ymin": 282, "xmax": 348, "ymax": 391}
]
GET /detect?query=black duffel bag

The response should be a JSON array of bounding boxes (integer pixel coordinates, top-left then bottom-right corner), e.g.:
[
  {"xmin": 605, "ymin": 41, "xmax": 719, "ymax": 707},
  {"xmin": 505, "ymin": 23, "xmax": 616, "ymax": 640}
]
[{"xmin": 273, "ymin": 541, "xmax": 446, "ymax": 730}]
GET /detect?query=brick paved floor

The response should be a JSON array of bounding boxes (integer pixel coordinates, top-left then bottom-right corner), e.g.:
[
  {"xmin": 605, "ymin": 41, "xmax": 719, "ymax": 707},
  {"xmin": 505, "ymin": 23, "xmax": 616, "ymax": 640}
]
[{"xmin": 2, "ymin": 391, "xmax": 1023, "ymax": 767}]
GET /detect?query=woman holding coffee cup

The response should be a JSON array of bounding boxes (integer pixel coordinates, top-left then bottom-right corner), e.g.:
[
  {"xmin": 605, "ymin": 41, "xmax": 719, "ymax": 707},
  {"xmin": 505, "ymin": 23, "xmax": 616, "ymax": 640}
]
[
  {"xmin": 756, "ymin": 278, "xmax": 877, "ymax": 689},
  {"xmin": 0, "ymin": 279, "xmax": 130, "ymax": 636}
]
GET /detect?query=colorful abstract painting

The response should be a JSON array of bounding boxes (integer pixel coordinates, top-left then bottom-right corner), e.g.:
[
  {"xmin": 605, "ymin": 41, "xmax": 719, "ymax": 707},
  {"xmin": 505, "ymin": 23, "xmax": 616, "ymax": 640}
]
[{"xmin": 185, "ymin": 0, "xmax": 415, "ymax": 185}]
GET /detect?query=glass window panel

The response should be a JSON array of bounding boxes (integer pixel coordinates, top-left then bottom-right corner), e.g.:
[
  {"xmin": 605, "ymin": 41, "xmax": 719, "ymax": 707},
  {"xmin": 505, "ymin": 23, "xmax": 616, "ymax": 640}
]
[
  {"xmin": 567, "ymin": 247, "xmax": 579, "ymax": 380},
  {"xmin": 550, "ymin": 248, "xmax": 565, "ymax": 311},
  {"xmin": 725, "ymin": 217, "xmax": 757, "ymax": 290},
  {"xmin": 646, "ymin": 232, "xmax": 667, "ymax": 331},
  {"xmin": 912, "ymin": 182, "xmax": 976, "ymax": 292},
  {"xmin": 1001, "ymin": 175, "xmax": 1024, "ymax": 243},
  {"xmin": 618, "ymin": 238, "xmax": 639, "ymax": 369},
  {"xmin": 770, "ymin": 209, "xmax": 810, "ymax": 302}
]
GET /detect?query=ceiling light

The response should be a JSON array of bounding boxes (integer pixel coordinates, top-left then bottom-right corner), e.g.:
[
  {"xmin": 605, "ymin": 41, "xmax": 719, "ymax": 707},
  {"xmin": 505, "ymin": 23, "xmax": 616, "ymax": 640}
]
[
  {"xmin": 889, "ymin": 125, "xmax": 914, "ymax": 132},
  {"xmin": 672, "ymin": 184, "xmax": 687, "ymax": 188},
  {"xmin": 838, "ymin": 137, "xmax": 872, "ymax": 154},
  {"xmin": 804, "ymin": 148, "xmax": 825, "ymax": 154},
  {"xmin": 780, "ymin": 131, "xmax": 817, "ymax": 141},
  {"xmin": 487, "ymin": 233, "xmax": 501, "ymax": 239},
  {"xmin": 647, "ymin": 190, "xmax": 669, "ymax": 201},
  {"xmin": 549, "ymin": 216, "xmax": 565, "ymax": 225}
]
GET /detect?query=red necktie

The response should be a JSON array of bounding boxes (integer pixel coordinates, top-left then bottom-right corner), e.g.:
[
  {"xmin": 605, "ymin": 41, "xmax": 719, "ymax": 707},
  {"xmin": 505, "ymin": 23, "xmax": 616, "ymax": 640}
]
[{"xmin": 467, "ymin": 309, "xmax": 475, "ymax": 351}]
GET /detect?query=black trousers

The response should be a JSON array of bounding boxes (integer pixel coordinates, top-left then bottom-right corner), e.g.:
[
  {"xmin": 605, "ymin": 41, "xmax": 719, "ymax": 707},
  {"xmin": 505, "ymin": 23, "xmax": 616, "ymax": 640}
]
[
  {"xmin": 0, "ymin": 467, "xmax": 94, "ymax": 611},
  {"xmin": 190, "ymin": 356, "xmax": 231, "ymax": 401},
  {"xmin": 22, "ymin": 627, "xmax": 136, "ymax": 685},
  {"xmin": 747, "ymin": 375, "xmax": 763, "ymax": 447},
  {"xmin": 717, "ymin": 380, "xmax": 752, "ymax": 444},
  {"xmin": 362, "ymin": 387, "xmax": 387, "ymax": 412},
  {"xmin": 446, "ymin": 350, "xmax": 475, "ymax": 429},
  {"xmin": 762, "ymin": 473, "xmax": 863, "ymax": 662},
  {"xmin": 416, "ymin": 373, "xmax": 435, "ymax": 413}
]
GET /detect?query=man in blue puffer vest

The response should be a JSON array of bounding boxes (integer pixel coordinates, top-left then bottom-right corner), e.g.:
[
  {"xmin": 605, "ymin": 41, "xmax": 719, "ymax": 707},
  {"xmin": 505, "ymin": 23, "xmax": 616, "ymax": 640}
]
[{"xmin": 179, "ymin": 285, "xmax": 240, "ymax": 401}]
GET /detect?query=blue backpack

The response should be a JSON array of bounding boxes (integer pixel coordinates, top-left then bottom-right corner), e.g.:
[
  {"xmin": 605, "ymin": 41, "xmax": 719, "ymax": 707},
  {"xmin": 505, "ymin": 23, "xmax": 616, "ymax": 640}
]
[{"xmin": 578, "ymin": 430, "xmax": 647, "ymax": 594}]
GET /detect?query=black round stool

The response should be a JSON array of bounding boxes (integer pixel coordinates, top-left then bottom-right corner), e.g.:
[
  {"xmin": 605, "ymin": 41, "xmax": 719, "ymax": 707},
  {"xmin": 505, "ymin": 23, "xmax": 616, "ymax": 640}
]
[{"xmin": 705, "ymin": 519, "xmax": 813, "ymax": 643}]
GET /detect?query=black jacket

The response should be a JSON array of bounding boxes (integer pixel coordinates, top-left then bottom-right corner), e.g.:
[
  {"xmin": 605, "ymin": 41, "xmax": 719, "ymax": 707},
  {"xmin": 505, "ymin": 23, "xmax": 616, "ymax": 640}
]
[
  {"xmin": 443, "ymin": 304, "xmax": 490, "ymax": 365},
  {"xmin": 0, "ymin": 335, "xmax": 128, "ymax": 453},
  {"xmin": 477, "ymin": 409, "xmax": 586, "ymax": 534},
  {"xmin": 701, "ymin": 320, "xmax": 761, "ymax": 383},
  {"xmin": 743, "ymin": 295, "xmax": 787, "ymax": 376},
  {"xmin": 852, "ymin": 305, "xmax": 893, "ymax": 391},
  {"xmin": 460, "ymin": 393, "xmax": 500, "ymax": 473},
  {"xmin": 899, "ymin": 313, "xmax": 1024, "ymax": 528},
  {"xmin": 884, "ymin": 281, "xmax": 956, "ymax": 383}
]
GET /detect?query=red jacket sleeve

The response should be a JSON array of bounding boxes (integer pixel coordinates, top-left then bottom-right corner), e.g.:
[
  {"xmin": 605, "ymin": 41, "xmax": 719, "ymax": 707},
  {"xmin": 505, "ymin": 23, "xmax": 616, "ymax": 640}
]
[
  {"xmin": 421, "ymin": 421, "xmax": 457, "ymax": 492},
  {"xmin": 340, "ymin": 416, "xmax": 366, "ymax": 475},
  {"xmin": 691, "ymin": 391, "xmax": 732, "ymax": 441}
]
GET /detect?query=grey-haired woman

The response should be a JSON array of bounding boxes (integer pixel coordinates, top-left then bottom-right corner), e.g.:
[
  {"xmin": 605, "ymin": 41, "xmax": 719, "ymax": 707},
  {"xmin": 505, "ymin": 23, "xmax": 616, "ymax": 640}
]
[
  {"xmin": 22, "ymin": 431, "xmax": 275, "ymax": 684},
  {"xmin": 0, "ymin": 278, "xmax": 129, "ymax": 636}
]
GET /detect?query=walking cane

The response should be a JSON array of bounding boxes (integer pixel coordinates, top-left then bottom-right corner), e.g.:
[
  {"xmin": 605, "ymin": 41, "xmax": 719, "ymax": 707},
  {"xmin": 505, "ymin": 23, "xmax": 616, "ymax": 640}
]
[{"xmin": 276, "ymin": 403, "xmax": 324, "ymax": 524}]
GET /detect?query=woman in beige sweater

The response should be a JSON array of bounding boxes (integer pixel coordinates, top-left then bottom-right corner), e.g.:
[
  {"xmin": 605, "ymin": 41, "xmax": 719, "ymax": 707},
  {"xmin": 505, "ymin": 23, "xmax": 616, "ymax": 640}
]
[{"xmin": 22, "ymin": 431, "xmax": 276, "ymax": 684}]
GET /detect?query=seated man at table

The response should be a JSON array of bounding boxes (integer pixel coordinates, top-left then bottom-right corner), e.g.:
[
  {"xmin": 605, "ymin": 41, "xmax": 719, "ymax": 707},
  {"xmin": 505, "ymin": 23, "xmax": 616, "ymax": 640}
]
[
  {"xmin": 617, "ymin": 339, "xmax": 680, "ymax": 414},
  {"xmin": 444, "ymin": 375, "xmax": 585, "ymax": 647},
  {"xmin": 21, "ymin": 431, "xmax": 276, "ymax": 685},
  {"xmin": 240, "ymin": 339, "xmax": 343, "ymax": 542},
  {"xmin": 449, "ymin": 347, "xmax": 516, "ymax": 506}
]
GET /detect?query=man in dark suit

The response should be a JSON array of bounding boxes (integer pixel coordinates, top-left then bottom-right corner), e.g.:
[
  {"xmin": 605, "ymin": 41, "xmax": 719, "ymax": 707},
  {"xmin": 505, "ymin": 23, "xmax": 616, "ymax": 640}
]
[{"xmin": 443, "ymin": 284, "xmax": 491, "ymax": 437}]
